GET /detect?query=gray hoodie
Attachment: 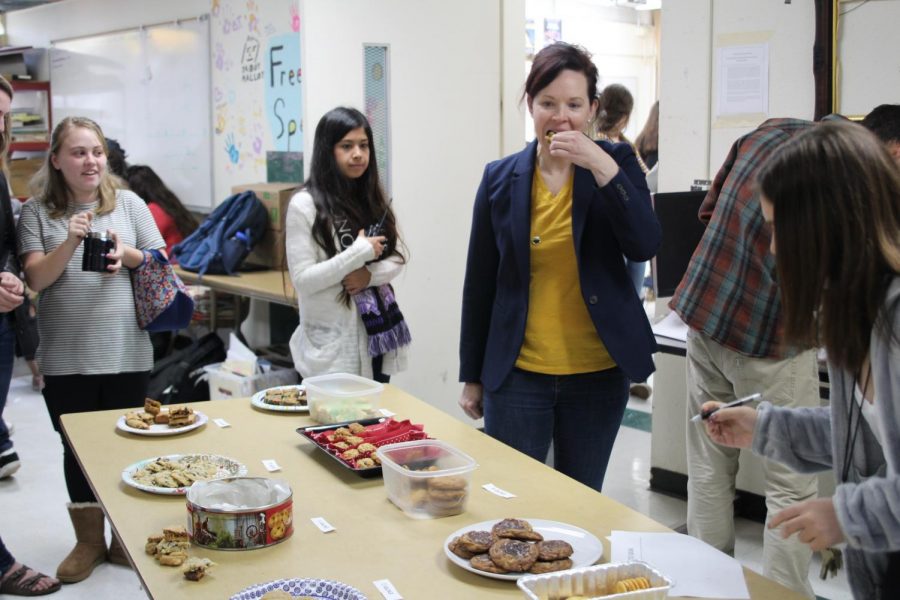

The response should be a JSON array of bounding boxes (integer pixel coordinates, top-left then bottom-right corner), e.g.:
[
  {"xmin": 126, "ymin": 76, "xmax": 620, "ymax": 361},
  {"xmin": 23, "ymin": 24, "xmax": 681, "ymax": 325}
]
[{"xmin": 752, "ymin": 276, "xmax": 900, "ymax": 599}]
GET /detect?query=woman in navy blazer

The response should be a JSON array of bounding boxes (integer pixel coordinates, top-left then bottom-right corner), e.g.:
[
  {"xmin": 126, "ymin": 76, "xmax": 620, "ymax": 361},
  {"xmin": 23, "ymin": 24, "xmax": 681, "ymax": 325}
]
[{"xmin": 458, "ymin": 43, "xmax": 660, "ymax": 491}]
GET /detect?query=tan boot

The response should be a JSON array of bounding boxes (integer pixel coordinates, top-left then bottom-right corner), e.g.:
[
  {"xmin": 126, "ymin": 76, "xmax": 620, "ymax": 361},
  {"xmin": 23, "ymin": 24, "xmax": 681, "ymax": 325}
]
[
  {"xmin": 107, "ymin": 532, "xmax": 132, "ymax": 567},
  {"xmin": 57, "ymin": 503, "xmax": 108, "ymax": 583}
]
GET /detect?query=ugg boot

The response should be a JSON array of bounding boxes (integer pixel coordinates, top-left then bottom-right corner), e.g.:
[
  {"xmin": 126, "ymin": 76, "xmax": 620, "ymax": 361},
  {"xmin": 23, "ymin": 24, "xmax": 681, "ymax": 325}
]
[
  {"xmin": 107, "ymin": 532, "xmax": 131, "ymax": 567},
  {"xmin": 57, "ymin": 503, "xmax": 108, "ymax": 583}
]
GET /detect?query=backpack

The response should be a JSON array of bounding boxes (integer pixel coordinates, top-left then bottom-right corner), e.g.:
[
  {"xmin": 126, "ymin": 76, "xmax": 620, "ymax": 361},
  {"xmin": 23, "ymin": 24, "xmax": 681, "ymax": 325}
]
[
  {"xmin": 172, "ymin": 190, "xmax": 269, "ymax": 276},
  {"xmin": 147, "ymin": 332, "xmax": 226, "ymax": 404}
]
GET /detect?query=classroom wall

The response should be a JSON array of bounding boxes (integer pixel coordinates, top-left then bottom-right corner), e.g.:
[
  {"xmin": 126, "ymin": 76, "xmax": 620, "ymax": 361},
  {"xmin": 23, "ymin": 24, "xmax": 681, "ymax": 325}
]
[
  {"xmin": 7, "ymin": 0, "xmax": 208, "ymax": 48},
  {"xmin": 657, "ymin": 0, "xmax": 816, "ymax": 192},
  {"xmin": 301, "ymin": 0, "xmax": 522, "ymax": 422}
]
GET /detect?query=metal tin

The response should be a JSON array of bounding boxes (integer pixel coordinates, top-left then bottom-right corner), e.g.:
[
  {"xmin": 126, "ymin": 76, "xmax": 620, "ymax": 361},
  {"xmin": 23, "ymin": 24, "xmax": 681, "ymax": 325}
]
[{"xmin": 186, "ymin": 477, "xmax": 293, "ymax": 551}]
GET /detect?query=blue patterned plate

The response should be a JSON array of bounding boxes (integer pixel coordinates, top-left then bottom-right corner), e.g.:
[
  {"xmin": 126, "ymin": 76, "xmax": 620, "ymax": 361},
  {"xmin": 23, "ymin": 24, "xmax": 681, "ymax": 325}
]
[{"xmin": 230, "ymin": 578, "xmax": 368, "ymax": 600}]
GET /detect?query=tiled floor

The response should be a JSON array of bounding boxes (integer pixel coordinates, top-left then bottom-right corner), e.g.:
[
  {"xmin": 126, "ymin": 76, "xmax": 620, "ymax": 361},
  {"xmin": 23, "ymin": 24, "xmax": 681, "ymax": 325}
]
[{"xmin": 0, "ymin": 358, "xmax": 852, "ymax": 599}]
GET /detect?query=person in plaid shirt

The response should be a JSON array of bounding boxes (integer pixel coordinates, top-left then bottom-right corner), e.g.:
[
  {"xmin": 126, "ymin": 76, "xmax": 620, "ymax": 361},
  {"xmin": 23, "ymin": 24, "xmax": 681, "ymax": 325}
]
[{"xmin": 670, "ymin": 107, "xmax": 900, "ymax": 598}]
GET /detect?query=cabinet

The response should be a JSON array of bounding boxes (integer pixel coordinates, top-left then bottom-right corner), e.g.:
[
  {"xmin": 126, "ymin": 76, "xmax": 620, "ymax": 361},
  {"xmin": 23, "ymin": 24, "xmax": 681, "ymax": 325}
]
[
  {"xmin": 9, "ymin": 80, "xmax": 51, "ymax": 152},
  {"xmin": 8, "ymin": 80, "xmax": 51, "ymax": 198}
]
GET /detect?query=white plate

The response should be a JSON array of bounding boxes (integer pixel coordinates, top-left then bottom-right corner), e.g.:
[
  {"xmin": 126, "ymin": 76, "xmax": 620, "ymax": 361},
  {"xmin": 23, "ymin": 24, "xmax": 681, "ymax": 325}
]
[
  {"xmin": 230, "ymin": 577, "xmax": 367, "ymax": 600},
  {"xmin": 115, "ymin": 411, "xmax": 208, "ymax": 436},
  {"xmin": 250, "ymin": 385, "xmax": 308, "ymax": 413},
  {"xmin": 444, "ymin": 518, "xmax": 604, "ymax": 581},
  {"xmin": 121, "ymin": 453, "xmax": 247, "ymax": 496}
]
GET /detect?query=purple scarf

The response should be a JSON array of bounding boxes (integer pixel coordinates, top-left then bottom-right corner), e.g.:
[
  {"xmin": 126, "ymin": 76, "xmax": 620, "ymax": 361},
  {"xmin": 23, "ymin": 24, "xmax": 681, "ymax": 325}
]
[{"xmin": 352, "ymin": 284, "xmax": 412, "ymax": 357}]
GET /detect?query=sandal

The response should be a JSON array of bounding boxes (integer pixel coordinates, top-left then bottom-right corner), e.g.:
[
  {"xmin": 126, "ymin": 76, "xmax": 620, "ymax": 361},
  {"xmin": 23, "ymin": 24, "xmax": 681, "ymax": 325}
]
[{"xmin": 0, "ymin": 564, "xmax": 62, "ymax": 596}]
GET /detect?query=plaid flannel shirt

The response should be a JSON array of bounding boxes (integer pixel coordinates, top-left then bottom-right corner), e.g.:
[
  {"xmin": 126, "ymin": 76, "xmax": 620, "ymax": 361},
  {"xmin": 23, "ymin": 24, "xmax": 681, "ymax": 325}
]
[{"xmin": 670, "ymin": 117, "xmax": 827, "ymax": 358}]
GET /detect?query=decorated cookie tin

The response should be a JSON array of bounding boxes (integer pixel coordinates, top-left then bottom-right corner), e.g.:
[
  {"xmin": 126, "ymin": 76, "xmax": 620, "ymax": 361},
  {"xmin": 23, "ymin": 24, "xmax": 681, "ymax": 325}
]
[{"xmin": 186, "ymin": 477, "xmax": 292, "ymax": 550}]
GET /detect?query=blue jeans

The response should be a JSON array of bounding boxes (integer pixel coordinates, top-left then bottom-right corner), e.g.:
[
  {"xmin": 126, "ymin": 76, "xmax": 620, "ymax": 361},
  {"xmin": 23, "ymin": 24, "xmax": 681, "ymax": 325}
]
[
  {"xmin": 483, "ymin": 367, "xmax": 629, "ymax": 492},
  {"xmin": 0, "ymin": 316, "xmax": 16, "ymax": 454},
  {"xmin": 0, "ymin": 535, "xmax": 13, "ymax": 578},
  {"xmin": 625, "ymin": 259, "xmax": 647, "ymax": 300}
]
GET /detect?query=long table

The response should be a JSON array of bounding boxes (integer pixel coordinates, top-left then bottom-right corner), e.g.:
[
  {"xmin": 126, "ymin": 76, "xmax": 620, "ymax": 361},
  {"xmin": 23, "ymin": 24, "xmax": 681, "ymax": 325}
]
[
  {"xmin": 175, "ymin": 267, "xmax": 297, "ymax": 307},
  {"xmin": 61, "ymin": 387, "xmax": 805, "ymax": 599}
]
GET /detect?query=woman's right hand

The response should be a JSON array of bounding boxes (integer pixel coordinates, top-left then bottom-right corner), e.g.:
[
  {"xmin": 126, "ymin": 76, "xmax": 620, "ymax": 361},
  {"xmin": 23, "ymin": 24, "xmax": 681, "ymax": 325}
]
[
  {"xmin": 358, "ymin": 228, "xmax": 387, "ymax": 258},
  {"xmin": 459, "ymin": 382, "xmax": 484, "ymax": 420},
  {"xmin": 67, "ymin": 212, "xmax": 93, "ymax": 246},
  {"xmin": 704, "ymin": 402, "xmax": 758, "ymax": 449}
]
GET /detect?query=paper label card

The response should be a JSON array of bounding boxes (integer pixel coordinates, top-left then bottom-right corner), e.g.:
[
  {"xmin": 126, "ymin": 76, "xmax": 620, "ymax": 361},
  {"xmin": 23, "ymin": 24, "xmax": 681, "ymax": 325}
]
[
  {"xmin": 373, "ymin": 579, "xmax": 403, "ymax": 600},
  {"xmin": 482, "ymin": 483, "xmax": 517, "ymax": 498},
  {"xmin": 261, "ymin": 459, "xmax": 281, "ymax": 472}
]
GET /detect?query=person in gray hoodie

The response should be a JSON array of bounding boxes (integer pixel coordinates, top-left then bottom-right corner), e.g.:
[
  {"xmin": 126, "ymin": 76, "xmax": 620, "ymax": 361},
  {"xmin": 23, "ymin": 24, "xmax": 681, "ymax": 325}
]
[{"xmin": 701, "ymin": 121, "xmax": 900, "ymax": 600}]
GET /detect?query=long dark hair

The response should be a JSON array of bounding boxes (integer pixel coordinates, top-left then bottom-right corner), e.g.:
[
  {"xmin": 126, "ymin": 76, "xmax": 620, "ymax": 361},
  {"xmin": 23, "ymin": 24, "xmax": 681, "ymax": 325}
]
[
  {"xmin": 304, "ymin": 107, "xmax": 404, "ymax": 264},
  {"xmin": 125, "ymin": 164, "xmax": 199, "ymax": 238},
  {"xmin": 596, "ymin": 84, "xmax": 634, "ymax": 138},
  {"xmin": 758, "ymin": 121, "xmax": 900, "ymax": 373}
]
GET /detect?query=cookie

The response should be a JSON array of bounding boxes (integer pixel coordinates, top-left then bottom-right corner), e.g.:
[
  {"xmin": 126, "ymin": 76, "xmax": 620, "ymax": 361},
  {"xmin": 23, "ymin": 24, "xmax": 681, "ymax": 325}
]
[
  {"xmin": 492, "ymin": 518, "xmax": 543, "ymax": 542},
  {"xmin": 528, "ymin": 558, "xmax": 573, "ymax": 574},
  {"xmin": 428, "ymin": 476, "xmax": 467, "ymax": 491},
  {"xmin": 428, "ymin": 487, "xmax": 466, "ymax": 503},
  {"xmin": 348, "ymin": 422, "xmax": 366, "ymax": 434},
  {"xmin": 457, "ymin": 530, "xmax": 493, "ymax": 554},
  {"xmin": 537, "ymin": 539, "xmax": 574, "ymax": 561},
  {"xmin": 488, "ymin": 538, "xmax": 539, "ymax": 572},
  {"xmin": 448, "ymin": 536, "xmax": 476, "ymax": 560},
  {"xmin": 470, "ymin": 553, "xmax": 508, "ymax": 574},
  {"xmin": 355, "ymin": 457, "xmax": 376, "ymax": 469}
]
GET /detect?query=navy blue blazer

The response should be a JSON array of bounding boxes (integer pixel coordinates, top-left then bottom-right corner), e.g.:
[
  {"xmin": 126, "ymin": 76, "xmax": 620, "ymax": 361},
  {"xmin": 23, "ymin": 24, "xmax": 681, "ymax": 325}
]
[{"xmin": 459, "ymin": 139, "xmax": 661, "ymax": 392}]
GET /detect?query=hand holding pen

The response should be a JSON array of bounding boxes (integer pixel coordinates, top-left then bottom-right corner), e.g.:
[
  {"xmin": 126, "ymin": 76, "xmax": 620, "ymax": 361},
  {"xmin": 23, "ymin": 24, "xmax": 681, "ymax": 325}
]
[
  {"xmin": 690, "ymin": 393, "xmax": 762, "ymax": 422},
  {"xmin": 693, "ymin": 393, "xmax": 762, "ymax": 449}
]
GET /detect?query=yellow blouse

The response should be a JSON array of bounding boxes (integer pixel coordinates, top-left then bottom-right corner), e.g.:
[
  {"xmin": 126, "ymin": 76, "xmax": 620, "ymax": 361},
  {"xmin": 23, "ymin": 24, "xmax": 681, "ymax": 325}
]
[{"xmin": 515, "ymin": 168, "xmax": 616, "ymax": 374}]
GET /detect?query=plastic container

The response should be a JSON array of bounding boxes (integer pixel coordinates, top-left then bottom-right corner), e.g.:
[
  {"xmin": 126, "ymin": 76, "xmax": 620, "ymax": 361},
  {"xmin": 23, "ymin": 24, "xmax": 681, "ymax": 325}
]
[
  {"xmin": 376, "ymin": 439, "xmax": 478, "ymax": 519},
  {"xmin": 303, "ymin": 373, "xmax": 384, "ymax": 424},
  {"xmin": 517, "ymin": 562, "xmax": 672, "ymax": 600}
]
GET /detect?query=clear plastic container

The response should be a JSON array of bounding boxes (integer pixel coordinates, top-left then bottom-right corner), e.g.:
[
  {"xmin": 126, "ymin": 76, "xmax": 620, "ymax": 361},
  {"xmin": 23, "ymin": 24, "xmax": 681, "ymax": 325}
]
[
  {"xmin": 303, "ymin": 373, "xmax": 384, "ymax": 424},
  {"xmin": 517, "ymin": 562, "xmax": 672, "ymax": 600},
  {"xmin": 376, "ymin": 439, "xmax": 478, "ymax": 519}
]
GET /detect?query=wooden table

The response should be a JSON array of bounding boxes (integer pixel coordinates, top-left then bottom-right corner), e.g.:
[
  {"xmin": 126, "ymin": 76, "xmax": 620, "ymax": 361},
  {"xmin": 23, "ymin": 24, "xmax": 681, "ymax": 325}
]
[{"xmin": 61, "ymin": 387, "xmax": 805, "ymax": 599}]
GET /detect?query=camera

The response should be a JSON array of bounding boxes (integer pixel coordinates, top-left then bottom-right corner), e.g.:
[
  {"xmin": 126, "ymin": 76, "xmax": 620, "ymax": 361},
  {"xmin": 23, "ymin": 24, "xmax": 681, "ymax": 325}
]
[
  {"xmin": 82, "ymin": 232, "xmax": 115, "ymax": 272},
  {"xmin": 365, "ymin": 223, "xmax": 385, "ymax": 237}
]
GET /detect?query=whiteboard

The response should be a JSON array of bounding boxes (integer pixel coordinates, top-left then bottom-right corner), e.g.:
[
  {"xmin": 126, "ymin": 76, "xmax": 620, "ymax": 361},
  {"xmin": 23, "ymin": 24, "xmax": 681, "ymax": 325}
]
[{"xmin": 50, "ymin": 17, "xmax": 213, "ymax": 210}]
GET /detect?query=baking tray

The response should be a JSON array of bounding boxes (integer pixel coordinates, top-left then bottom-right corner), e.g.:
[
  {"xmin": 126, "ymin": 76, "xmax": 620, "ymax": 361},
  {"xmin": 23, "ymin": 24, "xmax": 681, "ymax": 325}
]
[{"xmin": 297, "ymin": 417, "xmax": 386, "ymax": 478}]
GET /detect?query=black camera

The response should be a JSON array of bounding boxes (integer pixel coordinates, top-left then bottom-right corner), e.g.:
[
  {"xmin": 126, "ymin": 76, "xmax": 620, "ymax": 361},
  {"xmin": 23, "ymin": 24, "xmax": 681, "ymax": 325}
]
[
  {"xmin": 82, "ymin": 232, "xmax": 115, "ymax": 272},
  {"xmin": 365, "ymin": 223, "xmax": 385, "ymax": 237}
]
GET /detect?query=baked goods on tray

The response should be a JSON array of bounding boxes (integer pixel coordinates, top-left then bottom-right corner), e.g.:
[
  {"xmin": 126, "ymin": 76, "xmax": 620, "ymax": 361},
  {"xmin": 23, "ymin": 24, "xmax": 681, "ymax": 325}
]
[
  {"xmin": 123, "ymin": 399, "xmax": 196, "ymax": 430},
  {"xmin": 299, "ymin": 417, "xmax": 428, "ymax": 473}
]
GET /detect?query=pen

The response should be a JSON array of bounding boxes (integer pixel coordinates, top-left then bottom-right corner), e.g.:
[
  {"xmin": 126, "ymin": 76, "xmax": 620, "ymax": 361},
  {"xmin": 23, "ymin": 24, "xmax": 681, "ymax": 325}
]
[{"xmin": 690, "ymin": 392, "xmax": 762, "ymax": 422}]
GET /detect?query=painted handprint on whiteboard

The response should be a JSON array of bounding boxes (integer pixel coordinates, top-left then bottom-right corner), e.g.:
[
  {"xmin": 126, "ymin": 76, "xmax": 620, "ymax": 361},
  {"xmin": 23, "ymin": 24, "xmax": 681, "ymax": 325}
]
[{"xmin": 225, "ymin": 134, "xmax": 240, "ymax": 164}]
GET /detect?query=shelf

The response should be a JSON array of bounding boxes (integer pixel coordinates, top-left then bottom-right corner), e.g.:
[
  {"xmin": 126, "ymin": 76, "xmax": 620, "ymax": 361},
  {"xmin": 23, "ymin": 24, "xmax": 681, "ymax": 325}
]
[{"xmin": 10, "ymin": 141, "xmax": 49, "ymax": 152}]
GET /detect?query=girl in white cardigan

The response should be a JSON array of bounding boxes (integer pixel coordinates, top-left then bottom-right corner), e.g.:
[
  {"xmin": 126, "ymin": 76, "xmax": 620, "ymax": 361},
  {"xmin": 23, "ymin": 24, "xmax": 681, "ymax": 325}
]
[{"xmin": 286, "ymin": 107, "xmax": 409, "ymax": 381}]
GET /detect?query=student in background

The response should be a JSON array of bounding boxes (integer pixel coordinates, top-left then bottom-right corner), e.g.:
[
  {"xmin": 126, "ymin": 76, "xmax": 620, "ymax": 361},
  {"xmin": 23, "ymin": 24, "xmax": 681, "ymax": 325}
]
[
  {"xmin": 596, "ymin": 85, "xmax": 654, "ymax": 399},
  {"xmin": 103, "ymin": 138, "xmax": 128, "ymax": 185},
  {"xmin": 125, "ymin": 164, "xmax": 199, "ymax": 260},
  {"xmin": 0, "ymin": 75, "xmax": 25, "ymax": 482},
  {"xmin": 704, "ymin": 121, "xmax": 900, "ymax": 600},
  {"xmin": 634, "ymin": 100, "xmax": 659, "ymax": 170},
  {"xmin": 285, "ymin": 107, "xmax": 409, "ymax": 382},
  {"xmin": 18, "ymin": 117, "xmax": 165, "ymax": 584},
  {"xmin": 458, "ymin": 43, "xmax": 659, "ymax": 492}
]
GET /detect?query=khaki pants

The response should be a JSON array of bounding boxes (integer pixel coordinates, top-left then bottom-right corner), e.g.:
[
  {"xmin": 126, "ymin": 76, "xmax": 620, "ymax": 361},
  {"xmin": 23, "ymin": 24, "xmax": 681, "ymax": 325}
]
[{"xmin": 685, "ymin": 330, "xmax": 819, "ymax": 599}]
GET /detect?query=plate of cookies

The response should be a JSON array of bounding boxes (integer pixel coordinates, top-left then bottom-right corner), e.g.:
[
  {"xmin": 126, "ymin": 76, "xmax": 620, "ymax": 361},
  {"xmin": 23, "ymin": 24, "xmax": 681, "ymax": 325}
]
[
  {"xmin": 444, "ymin": 518, "xmax": 603, "ymax": 581},
  {"xmin": 122, "ymin": 454, "xmax": 248, "ymax": 495},
  {"xmin": 251, "ymin": 385, "xmax": 308, "ymax": 413},
  {"xmin": 117, "ymin": 399, "xmax": 207, "ymax": 436}
]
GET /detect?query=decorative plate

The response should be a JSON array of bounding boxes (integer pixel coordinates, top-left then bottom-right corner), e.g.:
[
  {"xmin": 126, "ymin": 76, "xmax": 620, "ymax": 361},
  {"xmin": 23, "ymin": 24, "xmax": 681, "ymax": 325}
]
[
  {"xmin": 444, "ymin": 518, "xmax": 604, "ymax": 581},
  {"xmin": 230, "ymin": 577, "xmax": 368, "ymax": 600},
  {"xmin": 115, "ymin": 411, "xmax": 208, "ymax": 436},
  {"xmin": 121, "ymin": 453, "xmax": 247, "ymax": 496},
  {"xmin": 251, "ymin": 385, "xmax": 308, "ymax": 413}
]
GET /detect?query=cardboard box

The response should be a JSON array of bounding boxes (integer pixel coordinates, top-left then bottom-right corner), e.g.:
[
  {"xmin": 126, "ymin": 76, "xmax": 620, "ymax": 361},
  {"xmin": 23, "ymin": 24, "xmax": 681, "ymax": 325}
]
[
  {"xmin": 232, "ymin": 182, "xmax": 296, "ymax": 231},
  {"xmin": 204, "ymin": 362, "xmax": 298, "ymax": 400},
  {"xmin": 9, "ymin": 157, "xmax": 42, "ymax": 199},
  {"xmin": 245, "ymin": 227, "xmax": 285, "ymax": 269}
]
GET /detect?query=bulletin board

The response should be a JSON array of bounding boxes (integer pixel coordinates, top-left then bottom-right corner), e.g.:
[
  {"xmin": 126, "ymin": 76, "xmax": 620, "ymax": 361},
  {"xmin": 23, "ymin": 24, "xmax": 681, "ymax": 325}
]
[
  {"xmin": 50, "ymin": 17, "xmax": 213, "ymax": 210},
  {"xmin": 211, "ymin": 0, "xmax": 301, "ymax": 204}
]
